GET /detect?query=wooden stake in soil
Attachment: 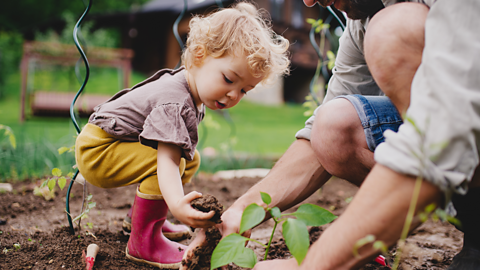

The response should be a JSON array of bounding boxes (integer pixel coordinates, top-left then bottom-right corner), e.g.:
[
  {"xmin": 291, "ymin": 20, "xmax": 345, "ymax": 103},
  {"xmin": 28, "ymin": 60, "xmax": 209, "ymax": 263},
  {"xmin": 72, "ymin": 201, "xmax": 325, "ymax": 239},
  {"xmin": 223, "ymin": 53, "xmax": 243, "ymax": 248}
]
[{"xmin": 83, "ymin": 243, "xmax": 99, "ymax": 270}]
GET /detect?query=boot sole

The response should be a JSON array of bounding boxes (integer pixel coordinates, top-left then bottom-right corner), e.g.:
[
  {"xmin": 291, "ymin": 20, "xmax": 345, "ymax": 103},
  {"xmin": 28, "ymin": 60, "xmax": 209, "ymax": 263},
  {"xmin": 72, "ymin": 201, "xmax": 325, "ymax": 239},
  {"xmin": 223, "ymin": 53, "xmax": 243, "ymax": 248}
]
[{"xmin": 126, "ymin": 246, "xmax": 182, "ymax": 269}]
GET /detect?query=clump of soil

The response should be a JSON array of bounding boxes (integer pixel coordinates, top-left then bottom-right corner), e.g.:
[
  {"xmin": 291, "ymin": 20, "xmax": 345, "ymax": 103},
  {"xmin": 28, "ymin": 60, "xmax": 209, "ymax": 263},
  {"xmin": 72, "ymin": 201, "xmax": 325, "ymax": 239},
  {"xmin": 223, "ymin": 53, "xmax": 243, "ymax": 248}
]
[
  {"xmin": 182, "ymin": 227, "xmax": 223, "ymax": 270},
  {"xmin": 190, "ymin": 194, "xmax": 224, "ymax": 223},
  {"xmin": 183, "ymin": 194, "xmax": 225, "ymax": 270}
]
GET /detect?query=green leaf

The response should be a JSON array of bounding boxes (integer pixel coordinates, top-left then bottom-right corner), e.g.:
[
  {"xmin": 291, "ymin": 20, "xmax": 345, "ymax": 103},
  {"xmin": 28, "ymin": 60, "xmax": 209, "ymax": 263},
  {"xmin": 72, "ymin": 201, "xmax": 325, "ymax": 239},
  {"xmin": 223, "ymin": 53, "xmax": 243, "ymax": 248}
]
[
  {"xmin": 327, "ymin": 50, "xmax": 335, "ymax": 60},
  {"xmin": 211, "ymin": 234, "xmax": 249, "ymax": 269},
  {"xmin": 405, "ymin": 116, "xmax": 423, "ymax": 136},
  {"xmin": 8, "ymin": 134, "xmax": 16, "ymax": 149},
  {"xmin": 306, "ymin": 18, "xmax": 317, "ymax": 25},
  {"xmin": 282, "ymin": 218, "xmax": 310, "ymax": 265},
  {"xmin": 270, "ymin": 207, "xmax": 281, "ymax": 218},
  {"xmin": 290, "ymin": 204, "xmax": 337, "ymax": 226},
  {"xmin": 40, "ymin": 179, "xmax": 49, "ymax": 188},
  {"xmin": 232, "ymin": 247, "xmax": 257, "ymax": 268},
  {"xmin": 57, "ymin": 176, "xmax": 66, "ymax": 190},
  {"xmin": 47, "ymin": 179, "xmax": 56, "ymax": 191},
  {"xmin": 352, "ymin": 234, "xmax": 375, "ymax": 257},
  {"xmin": 240, "ymin": 203, "xmax": 265, "ymax": 234},
  {"xmin": 52, "ymin": 168, "xmax": 62, "ymax": 177},
  {"xmin": 58, "ymin": 146, "xmax": 70, "ymax": 155},
  {"xmin": 260, "ymin": 192, "xmax": 271, "ymax": 205}
]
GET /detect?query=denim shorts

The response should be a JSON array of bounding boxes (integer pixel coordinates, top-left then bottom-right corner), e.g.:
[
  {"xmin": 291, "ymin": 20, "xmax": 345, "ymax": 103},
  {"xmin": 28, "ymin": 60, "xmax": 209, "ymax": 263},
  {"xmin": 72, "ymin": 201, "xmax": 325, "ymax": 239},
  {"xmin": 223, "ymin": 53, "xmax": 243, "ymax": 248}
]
[{"xmin": 336, "ymin": 95, "xmax": 403, "ymax": 152}]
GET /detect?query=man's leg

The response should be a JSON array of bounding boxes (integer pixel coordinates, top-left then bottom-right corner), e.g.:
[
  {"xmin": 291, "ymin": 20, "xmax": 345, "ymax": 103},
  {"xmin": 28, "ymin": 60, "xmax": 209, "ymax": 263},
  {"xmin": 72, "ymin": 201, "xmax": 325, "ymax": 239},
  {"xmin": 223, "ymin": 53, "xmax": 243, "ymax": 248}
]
[
  {"xmin": 311, "ymin": 98, "xmax": 375, "ymax": 186},
  {"xmin": 302, "ymin": 3, "xmax": 435, "ymax": 269},
  {"xmin": 364, "ymin": 2, "xmax": 429, "ymax": 115}
]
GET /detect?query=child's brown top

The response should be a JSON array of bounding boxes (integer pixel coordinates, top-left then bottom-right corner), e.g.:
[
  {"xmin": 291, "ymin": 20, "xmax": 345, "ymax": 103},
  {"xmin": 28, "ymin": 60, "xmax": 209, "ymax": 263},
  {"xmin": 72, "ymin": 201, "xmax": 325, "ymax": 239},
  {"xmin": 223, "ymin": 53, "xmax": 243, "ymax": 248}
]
[{"xmin": 88, "ymin": 67, "xmax": 205, "ymax": 160}]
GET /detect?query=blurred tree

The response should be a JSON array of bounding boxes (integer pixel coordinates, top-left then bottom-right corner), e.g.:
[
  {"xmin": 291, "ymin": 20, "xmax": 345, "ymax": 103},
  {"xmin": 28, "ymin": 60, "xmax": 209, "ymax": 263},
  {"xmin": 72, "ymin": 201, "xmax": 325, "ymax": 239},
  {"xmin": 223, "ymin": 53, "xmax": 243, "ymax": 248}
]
[{"xmin": 0, "ymin": 0, "xmax": 149, "ymax": 32}]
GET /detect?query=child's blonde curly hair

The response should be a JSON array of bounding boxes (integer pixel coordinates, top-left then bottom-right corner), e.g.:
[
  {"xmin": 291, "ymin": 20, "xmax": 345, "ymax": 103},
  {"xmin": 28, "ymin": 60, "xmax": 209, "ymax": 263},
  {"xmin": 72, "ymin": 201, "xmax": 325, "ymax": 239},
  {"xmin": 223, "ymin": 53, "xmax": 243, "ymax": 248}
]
[{"xmin": 182, "ymin": 1, "xmax": 290, "ymax": 83}]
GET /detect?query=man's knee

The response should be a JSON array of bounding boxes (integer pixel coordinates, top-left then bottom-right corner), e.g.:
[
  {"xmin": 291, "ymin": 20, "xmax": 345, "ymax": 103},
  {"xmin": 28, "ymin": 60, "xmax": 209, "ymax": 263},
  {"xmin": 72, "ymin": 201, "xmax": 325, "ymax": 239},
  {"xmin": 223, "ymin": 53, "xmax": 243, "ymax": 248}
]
[
  {"xmin": 364, "ymin": 3, "xmax": 428, "ymax": 93},
  {"xmin": 311, "ymin": 99, "xmax": 364, "ymax": 174}
]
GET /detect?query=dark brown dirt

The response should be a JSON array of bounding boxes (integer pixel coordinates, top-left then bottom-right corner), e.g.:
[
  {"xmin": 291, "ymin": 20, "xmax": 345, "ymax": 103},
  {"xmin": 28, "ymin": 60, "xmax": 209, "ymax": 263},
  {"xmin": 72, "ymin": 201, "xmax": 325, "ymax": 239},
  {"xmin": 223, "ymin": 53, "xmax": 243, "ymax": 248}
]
[
  {"xmin": 0, "ymin": 174, "xmax": 463, "ymax": 269},
  {"xmin": 190, "ymin": 194, "xmax": 224, "ymax": 224},
  {"xmin": 183, "ymin": 194, "xmax": 224, "ymax": 270}
]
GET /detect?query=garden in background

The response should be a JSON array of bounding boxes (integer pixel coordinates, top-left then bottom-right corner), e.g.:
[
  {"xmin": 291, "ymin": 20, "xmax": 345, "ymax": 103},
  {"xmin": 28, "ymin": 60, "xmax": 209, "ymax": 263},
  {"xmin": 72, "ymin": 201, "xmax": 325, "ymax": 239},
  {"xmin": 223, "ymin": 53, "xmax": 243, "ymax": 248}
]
[{"xmin": 0, "ymin": 1, "xmax": 465, "ymax": 269}]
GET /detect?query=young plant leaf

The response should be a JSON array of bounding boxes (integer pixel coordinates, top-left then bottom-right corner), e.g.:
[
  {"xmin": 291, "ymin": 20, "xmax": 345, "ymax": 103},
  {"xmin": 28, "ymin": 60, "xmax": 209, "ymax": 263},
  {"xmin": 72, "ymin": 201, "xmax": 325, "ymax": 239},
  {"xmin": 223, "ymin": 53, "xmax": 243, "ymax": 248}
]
[
  {"xmin": 290, "ymin": 203, "xmax": 337, "ymax": 226},
  {"xmin": 211, "ymin": 233, "xmax": 249, "ymax": 270},
  {"xmin": 240, "ymin": 203, "xmax": 265, "ymax": 234},
  {"xmin": 47, "ymin": 179, "xmax": 56, "ymax": 191},
  {"xmin": 282, "ymin": 218, "xmax": 310, "ymax": 265},
  {"xmin": 52, "ymin": 168, "xmax": 62, "ymax": 177},
  {"xmin": 270, "ymin": 206, "xmax": 281, "ymax": 218},
  {"xmin": 58, "ymin": 146, "xmax": 70, "ymax": 155},
  {"xmin": 260, "ymin": 192, "xmax": 272, "ymax": 205},
  {"xmin": 58, "ymin": 176, "xmax": 66, "ymax": 190},
  {"xmin": 232, "ymin": 246, "xmax": 257, "ymax": 268}
]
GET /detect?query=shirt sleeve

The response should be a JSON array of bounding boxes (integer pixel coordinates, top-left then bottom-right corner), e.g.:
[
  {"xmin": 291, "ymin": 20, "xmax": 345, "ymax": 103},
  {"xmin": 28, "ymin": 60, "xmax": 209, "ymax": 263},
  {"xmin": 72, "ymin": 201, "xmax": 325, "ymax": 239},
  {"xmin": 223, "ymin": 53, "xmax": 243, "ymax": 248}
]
[
  {"xmin": 296, "ymin": 18, "xmax": 383, "ymax": 140},
  {"xmin": 140, "ymin": 103, "xmax": 199, "ymax": 160},
  {"xmin": 375, "ymin": 0, "xmax": 480, "ymax": 196}
]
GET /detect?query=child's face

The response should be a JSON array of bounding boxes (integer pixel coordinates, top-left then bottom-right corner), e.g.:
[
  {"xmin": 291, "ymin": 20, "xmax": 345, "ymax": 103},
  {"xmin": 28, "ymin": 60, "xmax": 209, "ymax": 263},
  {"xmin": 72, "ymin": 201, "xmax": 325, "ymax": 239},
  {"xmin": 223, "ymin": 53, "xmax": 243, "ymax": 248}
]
[{"xmin": 186, "ymin": 54, "xmax": 264, "ymax": 110}]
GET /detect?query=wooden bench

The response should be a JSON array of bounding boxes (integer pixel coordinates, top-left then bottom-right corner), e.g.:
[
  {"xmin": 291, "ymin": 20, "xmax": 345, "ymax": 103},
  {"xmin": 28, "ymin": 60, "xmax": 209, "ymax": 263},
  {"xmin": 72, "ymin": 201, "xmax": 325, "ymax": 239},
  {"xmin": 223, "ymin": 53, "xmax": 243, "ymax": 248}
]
[
  {"xmin": 20, "ymin": 41, "xmax": 134, "ymax": 122},
  {"xmin": 30, "ymin": 91, "xmax": 110, "ymax": 117}
]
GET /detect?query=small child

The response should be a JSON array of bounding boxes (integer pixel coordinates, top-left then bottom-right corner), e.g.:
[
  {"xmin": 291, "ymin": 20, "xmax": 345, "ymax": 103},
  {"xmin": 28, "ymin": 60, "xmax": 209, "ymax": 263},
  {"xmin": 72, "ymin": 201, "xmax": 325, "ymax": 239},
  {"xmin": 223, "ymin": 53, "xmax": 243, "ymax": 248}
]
[{"xmin": 75, "ymin": 2, "xmax": 289, "ymax": 269}]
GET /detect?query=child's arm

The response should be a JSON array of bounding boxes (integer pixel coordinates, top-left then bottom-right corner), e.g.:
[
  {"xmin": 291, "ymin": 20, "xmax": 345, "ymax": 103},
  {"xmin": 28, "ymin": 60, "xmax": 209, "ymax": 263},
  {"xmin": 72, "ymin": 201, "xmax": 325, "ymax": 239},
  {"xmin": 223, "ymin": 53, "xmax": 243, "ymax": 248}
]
[{"xmin": 156, "ymin": 141, "xmax": 216, "ymax": 228}]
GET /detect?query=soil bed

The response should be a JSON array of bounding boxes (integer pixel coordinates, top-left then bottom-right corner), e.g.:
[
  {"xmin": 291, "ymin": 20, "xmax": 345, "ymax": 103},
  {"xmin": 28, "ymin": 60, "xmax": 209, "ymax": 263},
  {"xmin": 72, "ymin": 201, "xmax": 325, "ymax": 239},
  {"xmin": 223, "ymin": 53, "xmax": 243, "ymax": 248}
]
[{"xmin": 0, "ymin": 174, "xmax": 462, "ymax": 269}]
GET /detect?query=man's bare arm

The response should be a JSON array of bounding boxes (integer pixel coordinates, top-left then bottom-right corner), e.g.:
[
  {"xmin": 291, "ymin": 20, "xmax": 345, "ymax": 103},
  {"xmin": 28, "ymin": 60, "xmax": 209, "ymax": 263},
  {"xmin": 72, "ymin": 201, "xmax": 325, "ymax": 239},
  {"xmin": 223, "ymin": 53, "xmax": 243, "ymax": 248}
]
[{"xmin": 221, "ymin": 139, "xmax": 331, "ymax": 235}]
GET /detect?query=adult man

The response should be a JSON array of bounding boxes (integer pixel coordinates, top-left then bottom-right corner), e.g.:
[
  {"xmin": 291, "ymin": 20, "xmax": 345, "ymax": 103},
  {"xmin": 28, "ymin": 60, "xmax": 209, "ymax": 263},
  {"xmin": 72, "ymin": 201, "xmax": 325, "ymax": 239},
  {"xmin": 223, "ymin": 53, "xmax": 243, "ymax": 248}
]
[{"xmin": 184, "ymin": 0, "xmax": 480, "ymax": 269}]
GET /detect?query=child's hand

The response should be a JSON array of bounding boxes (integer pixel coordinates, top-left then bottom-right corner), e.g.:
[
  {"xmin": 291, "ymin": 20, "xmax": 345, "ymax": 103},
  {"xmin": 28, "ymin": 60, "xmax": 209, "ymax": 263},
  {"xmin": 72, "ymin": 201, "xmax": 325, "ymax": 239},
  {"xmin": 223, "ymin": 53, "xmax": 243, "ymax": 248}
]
[{"xmin": 169, "ymin": 191, "xmax": 216, "ymax": 228}]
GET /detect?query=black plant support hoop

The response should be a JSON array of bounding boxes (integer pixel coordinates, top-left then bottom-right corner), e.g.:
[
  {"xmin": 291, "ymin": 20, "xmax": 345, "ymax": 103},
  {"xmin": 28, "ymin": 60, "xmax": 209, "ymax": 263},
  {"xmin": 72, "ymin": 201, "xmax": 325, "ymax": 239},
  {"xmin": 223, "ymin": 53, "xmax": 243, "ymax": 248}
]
[{"xmin": 66, "ymin": 0, "xmax": 92, "ymax": 235}]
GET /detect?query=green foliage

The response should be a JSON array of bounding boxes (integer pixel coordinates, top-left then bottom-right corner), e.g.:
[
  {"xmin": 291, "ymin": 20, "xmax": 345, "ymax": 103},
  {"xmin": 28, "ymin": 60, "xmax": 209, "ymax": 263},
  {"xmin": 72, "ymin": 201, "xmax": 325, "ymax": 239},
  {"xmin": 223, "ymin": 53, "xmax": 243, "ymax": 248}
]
[
  {"xmin": 352, "ymin": 234, "xmax": 388, "ymax": 258},
  {"xmin": 0, "ymin": 31, "xmax": 23, "ymax": 97},
  {"xmin": 211, "ymin": 192, "xmax": 337, "ymax": 269},
  {"xmin": 0, "ymin": 124, "xmax": 16, "ymax": 148},
  {"xmin": 35, "ymin": 12, "xmax": 119, "ymax": 48},
  {"xmin": 239, "ymin": 204, "xmax": 265, "ymax": 235},
  {"xmin": 71, "ymin": 194, "xmax": 96, "ymax": 223},
  {"xmin": 0, "ymin": 0, "xmax": 150, "ymax": 32},
  {"xmin": 210, "ymin": 234, "xmax": 254, "ymax": 269},
  {"xmin": 302, "ymin": 18, "xmax": 337, "ymax": 117},
  {"xmin": 39, "ymin": 168, "xmax": 70, "ymax": 192}
]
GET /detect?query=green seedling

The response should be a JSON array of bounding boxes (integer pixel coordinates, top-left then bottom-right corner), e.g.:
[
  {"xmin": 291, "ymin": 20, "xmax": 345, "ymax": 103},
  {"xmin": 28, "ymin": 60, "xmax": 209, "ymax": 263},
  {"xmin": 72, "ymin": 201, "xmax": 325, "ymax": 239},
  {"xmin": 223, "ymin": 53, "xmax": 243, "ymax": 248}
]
[
  {"xmin": 13, "ymin": 243, "xmax": 21, "ymax": 251},
  {"xmin": 39, "ymin": 168, "xmax": 68, "ymax": 193},
  {"xmin": 210, "ymin": 192, "xmax": 337, "ymax": 269}
]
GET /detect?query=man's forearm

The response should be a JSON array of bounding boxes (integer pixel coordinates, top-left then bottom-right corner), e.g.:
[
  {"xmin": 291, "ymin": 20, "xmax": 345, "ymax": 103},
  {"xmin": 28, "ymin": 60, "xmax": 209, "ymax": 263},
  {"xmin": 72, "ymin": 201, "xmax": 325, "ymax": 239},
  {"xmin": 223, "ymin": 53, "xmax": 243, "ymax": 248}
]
[
  {"xmin": 300, "ymin": 164, "xmax": 443, "ymax": 270},
  {"xmin": 229, "ymin": 139, "xmax": 331, "ymax": 213}
]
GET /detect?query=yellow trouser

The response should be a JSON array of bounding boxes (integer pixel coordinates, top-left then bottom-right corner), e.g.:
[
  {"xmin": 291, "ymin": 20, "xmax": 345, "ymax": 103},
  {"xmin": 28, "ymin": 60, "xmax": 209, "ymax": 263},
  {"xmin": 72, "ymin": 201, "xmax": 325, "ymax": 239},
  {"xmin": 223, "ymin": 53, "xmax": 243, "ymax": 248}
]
[{"xmin": 75, "ymin": 123, "xmax": 200, "ymax": 195}]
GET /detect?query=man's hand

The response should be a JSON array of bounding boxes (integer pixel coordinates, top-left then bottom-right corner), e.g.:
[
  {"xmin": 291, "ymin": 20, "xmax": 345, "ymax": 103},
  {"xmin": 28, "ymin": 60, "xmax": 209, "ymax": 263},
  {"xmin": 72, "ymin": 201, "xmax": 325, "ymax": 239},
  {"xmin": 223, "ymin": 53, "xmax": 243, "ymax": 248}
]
[
  {"xmin": 169, "ymin": 191, "xmax": 216, "ymax": 228},
  {"xmin": 253, "ymin": 258, "xmax": 299, "ymax": 269},
  {"xmin": 218, "ymin": 206, "xmax": 244, "ymax": 237}
]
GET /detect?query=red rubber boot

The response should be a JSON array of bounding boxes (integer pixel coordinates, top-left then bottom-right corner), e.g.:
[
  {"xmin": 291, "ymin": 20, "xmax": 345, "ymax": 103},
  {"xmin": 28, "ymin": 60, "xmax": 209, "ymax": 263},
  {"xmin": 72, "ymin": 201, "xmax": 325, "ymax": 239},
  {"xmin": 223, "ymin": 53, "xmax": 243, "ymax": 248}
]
[
  {"xmin": 123, "ymin": 205, "xmax": 192, "ymax": 241},
  {"xmin": 126, "ymin": 189, "xmax": 186, "ymax": 269},
  {"xmin": 122, "ymin": 206, "xmax": 192, "ymax": 241}
]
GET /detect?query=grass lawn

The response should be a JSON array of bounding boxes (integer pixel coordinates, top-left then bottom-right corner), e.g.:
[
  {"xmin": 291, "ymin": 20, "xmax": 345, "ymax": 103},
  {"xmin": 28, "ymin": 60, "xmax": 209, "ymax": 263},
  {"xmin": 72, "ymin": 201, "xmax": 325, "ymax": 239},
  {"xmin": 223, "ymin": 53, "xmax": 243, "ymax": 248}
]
[{"xmin": 0, "ymin": 69, "xmax": 309, "ymax": 181}]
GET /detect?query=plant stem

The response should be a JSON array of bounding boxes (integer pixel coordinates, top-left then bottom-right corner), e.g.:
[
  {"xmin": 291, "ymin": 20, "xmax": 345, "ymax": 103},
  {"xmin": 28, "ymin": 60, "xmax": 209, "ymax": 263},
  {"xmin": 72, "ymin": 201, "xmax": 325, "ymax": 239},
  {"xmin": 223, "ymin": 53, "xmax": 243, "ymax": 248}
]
[
  {"xmin": 391, "ymin": 175, "xmax": 423, "ymax": 269},
  {"xmin": 264, "ymin": 218, "xmax": 279, "ymax": 261}
]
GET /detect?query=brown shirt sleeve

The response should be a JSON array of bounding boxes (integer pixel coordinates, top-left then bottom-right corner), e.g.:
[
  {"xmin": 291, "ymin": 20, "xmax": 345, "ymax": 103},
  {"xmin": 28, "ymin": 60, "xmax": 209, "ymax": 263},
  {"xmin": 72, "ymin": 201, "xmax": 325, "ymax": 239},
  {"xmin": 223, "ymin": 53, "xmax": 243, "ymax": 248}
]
[{"xmin": 140, "ymin": 102, "xmax": 199, "ymax": 160}]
